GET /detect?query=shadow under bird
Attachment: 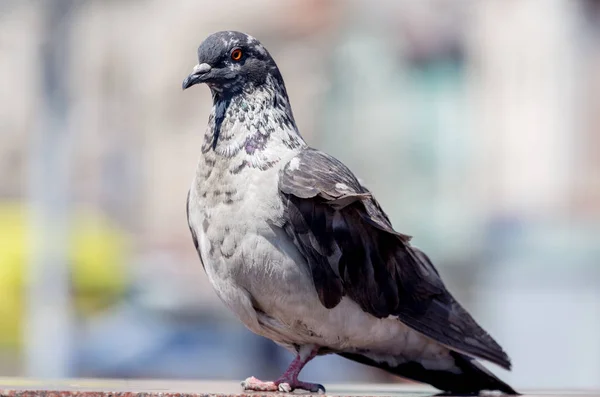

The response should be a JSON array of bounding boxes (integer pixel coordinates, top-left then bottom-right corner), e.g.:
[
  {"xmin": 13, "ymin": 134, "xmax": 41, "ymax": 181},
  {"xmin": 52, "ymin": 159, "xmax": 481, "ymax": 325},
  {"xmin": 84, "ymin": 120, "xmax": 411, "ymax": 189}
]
[{"xmin": 182, "ymin": 30, "xmax": 518, "ymax": 395}]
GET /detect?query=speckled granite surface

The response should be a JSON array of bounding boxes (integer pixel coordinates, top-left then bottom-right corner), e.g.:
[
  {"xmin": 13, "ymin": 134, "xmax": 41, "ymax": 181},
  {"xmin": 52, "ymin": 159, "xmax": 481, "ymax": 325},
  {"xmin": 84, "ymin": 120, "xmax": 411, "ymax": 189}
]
[
  {"xmin": 0, "ymin": 379, "xmax": 595, "ymax": 397},
  {"xmin": 0, "ymin": 379, "xmax": 434, "ymax": 397}
]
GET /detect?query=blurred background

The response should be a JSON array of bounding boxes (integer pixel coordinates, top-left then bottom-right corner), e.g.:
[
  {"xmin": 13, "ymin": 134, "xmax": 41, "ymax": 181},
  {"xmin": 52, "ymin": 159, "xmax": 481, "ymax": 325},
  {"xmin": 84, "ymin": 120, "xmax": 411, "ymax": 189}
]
[{"xmin": 1, "ymin": 0, "xmax": 600, "ymax": 391}]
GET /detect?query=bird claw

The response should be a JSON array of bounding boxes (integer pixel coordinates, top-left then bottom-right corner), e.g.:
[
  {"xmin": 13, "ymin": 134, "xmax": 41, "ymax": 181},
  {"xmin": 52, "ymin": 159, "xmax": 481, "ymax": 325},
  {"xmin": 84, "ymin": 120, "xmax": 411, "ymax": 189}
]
[
  {"xmin": 279, "ymin": 381, "xmax": 325, "ymax": 394},
  {"xmin": 277, "ymin": 383, "xmax": 292, "ymax": 393},
  {"xmin": 292, "ymin": 382, "xmax": 325, "ymax": 394},
  {"xmin": 313, "ymin": 384, "xmax": 326, "ymax": 394},
  {"xmin": 241, "ymin": 376, "xmax": 325, "ymax": 394},
  {"xmin": 241, "ymin": 376, "xmax": 278, "ymax": 392}
]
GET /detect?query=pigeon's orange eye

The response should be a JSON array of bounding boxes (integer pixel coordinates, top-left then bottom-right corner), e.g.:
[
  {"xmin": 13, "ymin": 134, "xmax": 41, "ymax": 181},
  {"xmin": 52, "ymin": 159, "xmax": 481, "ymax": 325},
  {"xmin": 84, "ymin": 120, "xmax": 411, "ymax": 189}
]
[{"xmin": 231, "ymin": 48, "xmax": 243, "ymax": 61}]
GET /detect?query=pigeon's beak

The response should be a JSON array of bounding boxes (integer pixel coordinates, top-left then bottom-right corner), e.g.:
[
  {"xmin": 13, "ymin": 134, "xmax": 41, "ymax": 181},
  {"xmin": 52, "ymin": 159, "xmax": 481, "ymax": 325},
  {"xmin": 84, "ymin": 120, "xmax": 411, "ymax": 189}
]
[{"xmin": 182, "ymin": 63, "xmax": 212, "ymax": 90}]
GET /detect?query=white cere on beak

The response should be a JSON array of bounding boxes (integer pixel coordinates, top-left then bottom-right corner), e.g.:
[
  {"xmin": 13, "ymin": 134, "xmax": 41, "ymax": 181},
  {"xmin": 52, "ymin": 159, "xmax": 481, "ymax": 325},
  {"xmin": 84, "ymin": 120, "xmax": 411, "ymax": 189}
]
[{"xmin": 194, "ymin": 63, "xmax": 211, "ymax": 74}]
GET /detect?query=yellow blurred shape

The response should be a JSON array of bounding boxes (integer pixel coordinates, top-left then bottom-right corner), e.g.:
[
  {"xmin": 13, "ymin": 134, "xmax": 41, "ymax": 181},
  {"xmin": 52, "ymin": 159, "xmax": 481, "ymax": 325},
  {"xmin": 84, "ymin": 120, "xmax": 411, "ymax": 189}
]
[{"xmin": 0, "ymin": 202, "xmax": 129, "ymax": 348}]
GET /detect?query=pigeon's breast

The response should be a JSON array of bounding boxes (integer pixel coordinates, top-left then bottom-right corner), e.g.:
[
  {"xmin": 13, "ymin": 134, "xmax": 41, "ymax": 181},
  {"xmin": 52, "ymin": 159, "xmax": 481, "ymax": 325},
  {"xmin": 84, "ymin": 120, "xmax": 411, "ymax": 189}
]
[
  {"xmin": 187, "ymin": 149, "xmax": 304, "ymax": 324},
  {"xmin": 190, "ymin": 156, "xmax": 283, "ymax": 262}
]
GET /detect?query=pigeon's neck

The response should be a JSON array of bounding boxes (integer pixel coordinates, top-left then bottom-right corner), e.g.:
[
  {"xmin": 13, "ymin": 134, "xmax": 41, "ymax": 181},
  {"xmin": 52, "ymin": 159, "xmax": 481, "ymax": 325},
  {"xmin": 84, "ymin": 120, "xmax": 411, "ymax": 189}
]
[{"xmin": 201, "ymin": 75, "xmax": 306, "ymax": 171}]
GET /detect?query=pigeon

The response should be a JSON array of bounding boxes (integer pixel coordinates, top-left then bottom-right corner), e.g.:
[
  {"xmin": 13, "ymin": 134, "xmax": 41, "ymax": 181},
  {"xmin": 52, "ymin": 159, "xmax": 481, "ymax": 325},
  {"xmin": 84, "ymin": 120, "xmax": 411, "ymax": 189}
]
[{"xmin": 182, "ymin": 31, "xmax": 518, "ymax": 395}]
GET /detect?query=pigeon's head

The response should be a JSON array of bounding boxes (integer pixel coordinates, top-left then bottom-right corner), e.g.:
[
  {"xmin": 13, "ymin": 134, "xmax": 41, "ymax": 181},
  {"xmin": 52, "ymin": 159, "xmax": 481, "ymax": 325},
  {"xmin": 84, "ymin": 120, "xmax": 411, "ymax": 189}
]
[{"xmin": 182, "ymin": 31, "xmax": 280, "ymax": 96}]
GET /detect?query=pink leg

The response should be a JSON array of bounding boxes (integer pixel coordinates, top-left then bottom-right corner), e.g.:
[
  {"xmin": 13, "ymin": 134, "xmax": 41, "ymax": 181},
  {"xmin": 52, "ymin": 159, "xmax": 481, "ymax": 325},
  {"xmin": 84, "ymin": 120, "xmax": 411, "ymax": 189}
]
[{"xmin": 241, "ymin": 346, "xmax": 324, "ymax": 393}]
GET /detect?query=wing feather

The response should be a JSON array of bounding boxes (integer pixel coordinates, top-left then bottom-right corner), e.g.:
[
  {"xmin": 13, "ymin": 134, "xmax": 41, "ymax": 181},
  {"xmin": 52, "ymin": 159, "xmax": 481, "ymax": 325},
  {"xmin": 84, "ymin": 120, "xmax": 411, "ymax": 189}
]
[{"xmin": 279, "ymin": 148, "xmax": 512, "ymax": 370}]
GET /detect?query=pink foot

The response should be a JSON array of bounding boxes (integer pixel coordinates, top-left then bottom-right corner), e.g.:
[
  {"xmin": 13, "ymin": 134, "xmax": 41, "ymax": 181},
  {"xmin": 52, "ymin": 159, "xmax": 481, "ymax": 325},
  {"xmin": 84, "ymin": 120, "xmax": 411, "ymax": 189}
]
[
  {"xmin": 241, "ymin": 376, "xmax": 325, "ymax": 393},
  {"xmin": 276, "ymin": 378, "xmax": 326, "ymax": 393},
  {"xmin": 242, "ymin": 346, "xmax": 324, "ymax": 393},
  {"xmin": 241, "ymin": 376, "xmax": 278, "ymax": 392}
]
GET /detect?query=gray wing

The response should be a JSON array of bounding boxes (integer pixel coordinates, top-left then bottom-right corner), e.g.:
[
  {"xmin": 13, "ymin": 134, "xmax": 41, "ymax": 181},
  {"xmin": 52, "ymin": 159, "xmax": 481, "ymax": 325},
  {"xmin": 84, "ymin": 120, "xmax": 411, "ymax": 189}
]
[{"xmin": 278, "ymin": 148, "xmax": 511, "ymax": 370}]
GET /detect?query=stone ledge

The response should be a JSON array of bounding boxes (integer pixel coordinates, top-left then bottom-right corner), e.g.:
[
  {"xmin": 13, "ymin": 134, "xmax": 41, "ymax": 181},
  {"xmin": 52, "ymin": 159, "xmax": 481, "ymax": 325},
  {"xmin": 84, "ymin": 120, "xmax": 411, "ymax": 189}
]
[
  {"xmin": 0, "ymin": 379, "xmax": 594, "ymax": 397},
  {"xmin": 0, "ymin": 379, "xmax": 430, "ymax": 397}
]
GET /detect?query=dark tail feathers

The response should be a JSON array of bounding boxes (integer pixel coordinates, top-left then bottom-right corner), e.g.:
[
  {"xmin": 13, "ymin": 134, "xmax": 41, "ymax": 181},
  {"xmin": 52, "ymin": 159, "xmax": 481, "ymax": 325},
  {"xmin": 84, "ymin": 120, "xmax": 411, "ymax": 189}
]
[{"xmin": 339, "ymin": 351, "xmax": 519, "ymax": 395}]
